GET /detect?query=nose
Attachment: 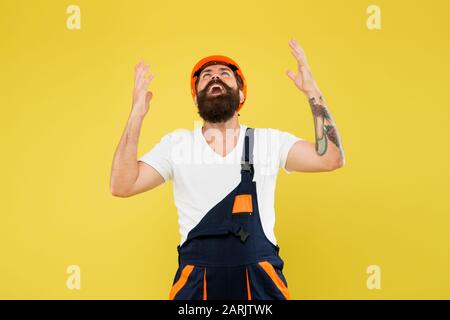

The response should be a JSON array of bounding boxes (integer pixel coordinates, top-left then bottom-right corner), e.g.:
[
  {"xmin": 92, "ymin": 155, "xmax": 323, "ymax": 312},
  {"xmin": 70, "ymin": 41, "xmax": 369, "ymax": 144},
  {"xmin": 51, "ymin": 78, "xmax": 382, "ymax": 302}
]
[{"xmin": 211, "ymin": 74, "xmax": 220, "ymax": 80}]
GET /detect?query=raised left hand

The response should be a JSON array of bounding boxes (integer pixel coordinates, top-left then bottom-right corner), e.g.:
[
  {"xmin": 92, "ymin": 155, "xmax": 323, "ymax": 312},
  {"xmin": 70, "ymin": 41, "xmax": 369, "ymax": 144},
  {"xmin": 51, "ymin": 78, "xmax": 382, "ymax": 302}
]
[{"xmin": 286, "ymin": 38, "xmax": 321, "ymax": 97}]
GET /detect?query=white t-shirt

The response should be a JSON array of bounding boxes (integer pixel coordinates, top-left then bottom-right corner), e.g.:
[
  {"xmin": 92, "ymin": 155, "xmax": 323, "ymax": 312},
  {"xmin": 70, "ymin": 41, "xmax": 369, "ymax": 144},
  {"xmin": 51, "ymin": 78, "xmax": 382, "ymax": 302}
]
[{"xmin": 138, "ymin": 123, "xmax": 303, "ymax": 247}]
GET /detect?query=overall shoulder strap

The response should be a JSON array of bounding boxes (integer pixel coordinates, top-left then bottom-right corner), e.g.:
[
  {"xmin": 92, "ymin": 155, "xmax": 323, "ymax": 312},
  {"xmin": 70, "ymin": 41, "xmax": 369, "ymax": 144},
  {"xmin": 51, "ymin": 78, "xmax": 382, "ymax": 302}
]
[{"xmin": 241, "ymin": 127, "xmax": 254, "ymax": 173}]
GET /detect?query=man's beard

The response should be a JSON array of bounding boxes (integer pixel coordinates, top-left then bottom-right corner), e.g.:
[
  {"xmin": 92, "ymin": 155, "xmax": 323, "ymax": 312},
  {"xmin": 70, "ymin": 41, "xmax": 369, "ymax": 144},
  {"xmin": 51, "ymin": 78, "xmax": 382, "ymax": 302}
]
[{"xmin": 196, "ymin": 79, "xmax": 240, "ymax": 123}]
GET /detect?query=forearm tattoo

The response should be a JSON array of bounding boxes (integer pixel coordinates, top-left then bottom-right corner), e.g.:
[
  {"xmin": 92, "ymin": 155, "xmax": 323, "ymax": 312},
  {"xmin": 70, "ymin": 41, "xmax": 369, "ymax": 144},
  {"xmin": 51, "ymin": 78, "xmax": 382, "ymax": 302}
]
[{"xmin": 308, "ymin": 96, "xmax": 343, "ymax": 156}]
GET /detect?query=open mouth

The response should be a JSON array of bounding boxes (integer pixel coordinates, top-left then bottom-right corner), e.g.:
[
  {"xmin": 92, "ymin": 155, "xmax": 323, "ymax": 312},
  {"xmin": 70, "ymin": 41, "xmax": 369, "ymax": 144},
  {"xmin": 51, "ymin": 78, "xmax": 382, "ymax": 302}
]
[{"xmin": 209, "ymin": 84, "xmax": 225, "ymax": 95}]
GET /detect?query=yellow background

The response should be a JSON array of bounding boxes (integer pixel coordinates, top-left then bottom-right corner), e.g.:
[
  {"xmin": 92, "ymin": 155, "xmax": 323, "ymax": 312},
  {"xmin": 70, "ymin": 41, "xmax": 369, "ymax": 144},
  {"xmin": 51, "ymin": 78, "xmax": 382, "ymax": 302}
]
[{"xmin": 1, "ymin": 0, "xmax": 449, "ymax": 299}]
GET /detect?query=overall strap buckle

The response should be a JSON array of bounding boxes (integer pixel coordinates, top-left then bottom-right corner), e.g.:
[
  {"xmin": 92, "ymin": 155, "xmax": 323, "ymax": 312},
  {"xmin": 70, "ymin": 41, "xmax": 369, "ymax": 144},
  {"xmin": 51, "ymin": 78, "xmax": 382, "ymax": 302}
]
[
  {"xmin": 230, "ymin": 223, "xmax": 250, "ymax": 243},
  {"xmin": 236, "ymin": 226, "xmax": 250, "ymax": 243},
  {"xmin": 241, "ymin": 162, "xmax": 253, "ymax": 172}
]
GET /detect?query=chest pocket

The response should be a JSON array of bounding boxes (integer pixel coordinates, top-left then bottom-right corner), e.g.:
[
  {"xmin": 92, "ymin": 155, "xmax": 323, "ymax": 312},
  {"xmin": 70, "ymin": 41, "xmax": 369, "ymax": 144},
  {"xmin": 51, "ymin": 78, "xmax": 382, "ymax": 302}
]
[{"xmin": 232, "ymin": 194, "xmax": 253, "ymax": 215}]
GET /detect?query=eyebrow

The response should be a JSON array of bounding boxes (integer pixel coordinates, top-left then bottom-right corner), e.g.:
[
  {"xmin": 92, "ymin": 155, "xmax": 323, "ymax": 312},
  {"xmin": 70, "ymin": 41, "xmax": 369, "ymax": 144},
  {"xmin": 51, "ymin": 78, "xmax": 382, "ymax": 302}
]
[{"xmin": 200, "ymin": 67, "xmax": 232, "ymax": 76}]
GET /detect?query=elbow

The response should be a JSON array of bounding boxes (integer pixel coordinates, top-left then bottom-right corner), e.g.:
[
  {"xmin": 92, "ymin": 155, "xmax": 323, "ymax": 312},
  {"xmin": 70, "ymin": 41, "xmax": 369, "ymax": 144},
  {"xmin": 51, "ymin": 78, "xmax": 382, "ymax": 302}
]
[
  {"xmin": 335, "ymin": 159, "xmax": 345, "ymax": 170},
  {"xmin": 335, "ymin": 157, "xmax": 345, "ymax": 170},
  {"xmin": 110, "ymin": 189, "xmax": 126, "ymax": 198},
  {"xmin": 110, "ymin": 185, "xmax": 131, "ymax": 198},
  {"xmin": 111, "ymin": 191, "xmax": 129, "ymax": 198},
  {"xmin": 327, "ymin": 157, "xmax": 345, "ymax": 171}
]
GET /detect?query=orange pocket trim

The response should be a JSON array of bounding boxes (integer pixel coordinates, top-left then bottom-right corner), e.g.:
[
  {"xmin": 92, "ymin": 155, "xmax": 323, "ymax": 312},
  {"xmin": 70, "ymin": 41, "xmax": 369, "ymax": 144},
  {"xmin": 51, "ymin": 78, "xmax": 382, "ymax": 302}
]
[
  {"xmin": 246, "ymin": 267, "xmax": 252, "ymax": 300},
  {"xmin": 232, "ymin": 194, "xmax": 253, "ymax": 214},
  {"xmin": 169, "ymin": 264, "xmax": 194, "ymax": 300},
  {"xmin": 258, "ymin": 261, "xmax": 291, "ymax": 300},
  {"xmin": 203, "ymin": 267, "xmax": 207, "ymax": 300}
]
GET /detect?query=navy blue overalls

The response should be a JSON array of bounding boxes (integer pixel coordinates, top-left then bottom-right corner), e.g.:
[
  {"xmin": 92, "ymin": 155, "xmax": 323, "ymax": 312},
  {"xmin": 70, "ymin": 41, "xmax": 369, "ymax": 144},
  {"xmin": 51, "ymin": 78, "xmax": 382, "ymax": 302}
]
[{"xmin": 169, "ymin": 127, "xmax": 291, "ymax": 300}]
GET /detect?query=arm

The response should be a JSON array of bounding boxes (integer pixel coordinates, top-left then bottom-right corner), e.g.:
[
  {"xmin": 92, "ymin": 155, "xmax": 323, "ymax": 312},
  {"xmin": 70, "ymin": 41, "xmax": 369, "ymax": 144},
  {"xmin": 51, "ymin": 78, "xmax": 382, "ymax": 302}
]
[
  {"xmin": 285, "ymin": 38, "xmax": 346, "ymax": 172},
  {"xmin": 110, "ymin": 60, "xmax": 164, "ymax": 197}
]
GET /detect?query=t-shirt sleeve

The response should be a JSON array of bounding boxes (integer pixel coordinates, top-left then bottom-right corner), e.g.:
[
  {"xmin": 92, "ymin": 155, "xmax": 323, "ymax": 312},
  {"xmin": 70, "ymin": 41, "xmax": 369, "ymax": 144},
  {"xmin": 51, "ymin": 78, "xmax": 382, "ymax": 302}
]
[
  {"xmin": 138, "ymin": 132, "xmax": 174, "ymax": 182},
  {"xmin": 278, "ymin": 129, "xmax": 304, "ymax": 174}
]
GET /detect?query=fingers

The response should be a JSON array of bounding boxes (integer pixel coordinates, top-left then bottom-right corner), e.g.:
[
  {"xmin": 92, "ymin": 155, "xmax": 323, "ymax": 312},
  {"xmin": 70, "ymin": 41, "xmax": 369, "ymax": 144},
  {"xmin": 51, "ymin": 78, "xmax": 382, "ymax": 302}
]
[
  {"xmin": 134, "ymin": 60, "xmax": 155, "ymax": 89},
  {"xmin": 136, "ymin": 62, "xmax": 150, "ymax": 82},
  {"xmin": 288, "ymin": 38, "xmax": 310, "ymax": 71},
  {"xmin": 289, "ymin": 37, "xmax": 304, "ymax": 55},
  {"xmin": 290, "ymin": 50, "xmax": 306, "ymax": 75},
  {"xmin": 134, "ymin": 59, "xmax": 144, "ymax": 79},
  {"xmin": 135, "ymin": 59, "xmax": 144, "ymax": 71},
  {"xmin": 144, "ymin": 72, "xmax": 155, "ymax": 85},
  {"xmin": 134, "ymin": 60, "xmax": 143, "ymax": 83},
  {"xmin": 286, "ymin": 69, "xmax": 296, "ymax": 81}
]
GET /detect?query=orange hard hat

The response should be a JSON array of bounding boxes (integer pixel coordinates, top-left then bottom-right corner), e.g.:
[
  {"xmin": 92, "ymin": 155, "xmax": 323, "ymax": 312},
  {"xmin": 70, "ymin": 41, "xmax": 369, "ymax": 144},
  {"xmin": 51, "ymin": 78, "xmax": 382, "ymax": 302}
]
[{"xmin": 190, "ymin": 55, "xmax": 247, "ymax": 112}]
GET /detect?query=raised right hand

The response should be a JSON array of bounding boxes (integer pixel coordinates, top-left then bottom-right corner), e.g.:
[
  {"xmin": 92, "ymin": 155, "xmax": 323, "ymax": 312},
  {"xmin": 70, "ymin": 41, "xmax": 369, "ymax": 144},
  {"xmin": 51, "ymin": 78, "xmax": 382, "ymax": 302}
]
[{"xmin": 131, "ymin": 59, "xmax": 155, "ymax": 118}]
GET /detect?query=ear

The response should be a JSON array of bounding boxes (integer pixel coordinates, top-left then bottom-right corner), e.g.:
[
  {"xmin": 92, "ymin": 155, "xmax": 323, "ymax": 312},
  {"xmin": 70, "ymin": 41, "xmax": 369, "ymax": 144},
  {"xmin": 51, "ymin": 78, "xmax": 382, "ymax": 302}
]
[
  {"xmin": 239, "ymin": 89, "xmax": 245, "ymax": 104},
  {"xmin": 194, "ymin": 94, "xmax": 198, "ymax": 106}
]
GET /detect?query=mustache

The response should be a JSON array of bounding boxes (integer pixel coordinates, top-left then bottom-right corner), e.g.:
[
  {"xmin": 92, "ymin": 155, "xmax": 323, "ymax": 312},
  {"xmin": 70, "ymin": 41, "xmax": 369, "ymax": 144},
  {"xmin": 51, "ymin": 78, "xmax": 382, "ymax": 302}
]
[{"xmin": 203, "ymin": 79, "xmax": 231, "ymax": 93}]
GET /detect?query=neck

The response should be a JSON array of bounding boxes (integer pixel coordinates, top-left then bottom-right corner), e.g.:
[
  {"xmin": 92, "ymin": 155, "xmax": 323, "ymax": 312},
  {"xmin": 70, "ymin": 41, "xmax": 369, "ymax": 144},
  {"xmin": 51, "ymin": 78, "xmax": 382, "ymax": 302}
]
[
  {"xmin": 202, "ymin": 113, "xmax": 240, "ymax": 132},
  {"xmin": 201, "ymin": 113, "xmax": 241, "ymax": 146}
]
